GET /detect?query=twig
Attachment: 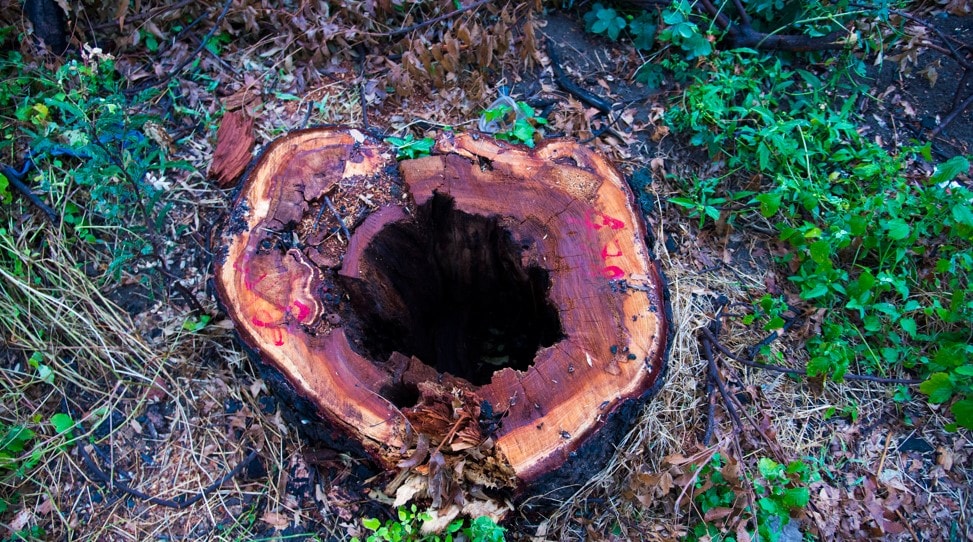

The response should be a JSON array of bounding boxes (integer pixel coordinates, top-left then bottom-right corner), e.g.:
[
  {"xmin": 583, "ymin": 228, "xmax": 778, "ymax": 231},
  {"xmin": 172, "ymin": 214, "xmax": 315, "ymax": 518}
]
[
  {"xmin": 79, "ymin": 444, "xmax": 259, "ymax": 509},
  {"xmin": 697, "ymin": 0, "xmax": 847, "ymax": 51},
  {"xmin": 172, "ymin": 281, "xmax": 206, "ymax": 317},
  {"xmin": 0, "ymin": 160, "xmax": 58, "ymax": 224},
  {"xmin": 701, "ymin": 328, "xmax": 744, "ymax": 433},
  {"xmin": 545, "ymin": 38, "xmax": 613, "ymax": 114},
  {"xmin": 324, "ymin": 196, "xmax": 351, "ymax": 242},
  {"xmin": 379, "ymin": 0, "xmax": 494, "ymax": 38},
  {"xmin": 90, "ymin": 0, "xmax": 195, "ymax": 31},
  {"xmin": 702, "ymin": 370, "xmax": 717, "ymax": 446},
  {"xmin": 700, "ymin": 326, "xmax": 923, "ymax": 385},
  {"xmin": 132, "ymin": 0, "xmax": 233, "ymax": 92},
  {"xmin": 930, "ymin": 90, "xmax": 973, "ymax": 139}
]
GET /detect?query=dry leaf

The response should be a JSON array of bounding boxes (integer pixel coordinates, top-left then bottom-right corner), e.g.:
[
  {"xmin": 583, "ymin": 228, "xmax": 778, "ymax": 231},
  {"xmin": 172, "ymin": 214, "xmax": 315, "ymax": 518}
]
[{"xmin": 261, "ymin": 510, "xmax": 291, "ymax": 530}]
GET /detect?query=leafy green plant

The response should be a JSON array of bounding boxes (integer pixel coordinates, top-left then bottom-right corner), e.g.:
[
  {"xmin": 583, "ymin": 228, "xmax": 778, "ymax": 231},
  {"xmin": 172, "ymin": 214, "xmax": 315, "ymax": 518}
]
[
  {"xmin": 688, "ymin": 454, "xmax": 815, "ymax": 542},
  {"xmin": 481, "ymin": 100, "xmax": 547, "ymax": 148},
  {"xmin": 753, "ymin": 458, "xmax": 814, "ymax": 542},
  {"xmin": 0, "ymin": 425, "xmax": 35, "ymax": 475},
  {"xmin": 0, "ymin": 49, "xmax": 192, "ymax": 282},
  {"xmin": 386, "ymin": 134, "xmax": 436, "ymax": 160},
  {"xmin": 352, "ymin": 505, "xmax": 505, "ymax": 542},
  {"xmin": 664, "ymin": 42, "xmax": 973, "ymax": 429},
  {"xmin": 657, "ymin": 0, "xmax": 713, "ymax": 60},
  {"xmin": 182, "ymin": 314, "xmax": 212, "ymax": 332},
  {"xmin": 583, "ymin": 3, "xmax": 657, "ymax": 49}
]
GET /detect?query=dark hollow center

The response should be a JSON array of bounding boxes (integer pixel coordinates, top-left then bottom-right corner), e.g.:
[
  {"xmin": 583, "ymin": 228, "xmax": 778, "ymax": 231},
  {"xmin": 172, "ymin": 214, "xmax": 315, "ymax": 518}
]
[{"xmin": 348, "ymin": 193, "xmax": 563, "ymax": 386}]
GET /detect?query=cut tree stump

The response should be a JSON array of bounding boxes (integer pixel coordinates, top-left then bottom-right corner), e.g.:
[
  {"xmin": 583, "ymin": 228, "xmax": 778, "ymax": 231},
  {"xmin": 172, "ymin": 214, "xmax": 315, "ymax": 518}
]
[{"xmin": 214, "ymin": 127, "xmax": 670, "ymax": 504}]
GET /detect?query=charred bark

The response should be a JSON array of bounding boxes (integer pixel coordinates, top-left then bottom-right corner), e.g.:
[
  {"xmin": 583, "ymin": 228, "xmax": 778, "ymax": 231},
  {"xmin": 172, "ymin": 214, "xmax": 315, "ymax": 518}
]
[{"xmin": 24, "ymin": 0, "xmax": 68, "ymax": 55}]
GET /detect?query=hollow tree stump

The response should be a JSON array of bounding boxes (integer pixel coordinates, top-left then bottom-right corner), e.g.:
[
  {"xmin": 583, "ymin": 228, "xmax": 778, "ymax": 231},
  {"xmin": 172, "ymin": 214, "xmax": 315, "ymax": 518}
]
[{"xmin": 214, "ymin": 127, "xmax": 670, "ymax": 506}]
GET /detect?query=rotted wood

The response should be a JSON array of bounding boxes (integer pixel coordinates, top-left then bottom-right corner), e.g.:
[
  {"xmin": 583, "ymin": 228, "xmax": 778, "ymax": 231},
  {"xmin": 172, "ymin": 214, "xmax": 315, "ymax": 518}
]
[{"xmin": 213, "ymin": 127, "xmax": 670, "ymax": 500}]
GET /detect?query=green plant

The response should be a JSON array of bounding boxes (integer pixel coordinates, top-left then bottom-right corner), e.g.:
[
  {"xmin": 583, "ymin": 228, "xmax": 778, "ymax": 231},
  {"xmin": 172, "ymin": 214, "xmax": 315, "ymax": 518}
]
[
  {"xmin": 753, "ymin": 458, "xmax": 814, "ymax": 542},
  {"xmin": 182, "ymin": 313, "xmax": 212, "ymax": 332},
  {"xmin": 688, "ymin": 454, "xmax": 815, "ymax": 542},
  {"xmin": 386, "ymin": 134, "xmax": 436, "ymax": 160},
  {"xmin": 352, "ymin": 506, "xmax": 505, "ymax": 542},
  {"xmin": 481, "ymin": 100, "xmax": 547, "ymax": 148},
  {"xmin": 657, "ymin": 0, "xmax": 713, "ymax": 60},
  {"xmin": 664, "ymin": 44, "xmax": 973, "ymax": 429},
  {"xmin": 0, "ymin": 425, "xmax": 36, "ymax": 476},
  {"xmin": 0, "ymin": 49, "xmax": 193, "ymax": 283},
  {"xmin": 583, "ymin": 3, "xmax": 657, "ymax": 49}
]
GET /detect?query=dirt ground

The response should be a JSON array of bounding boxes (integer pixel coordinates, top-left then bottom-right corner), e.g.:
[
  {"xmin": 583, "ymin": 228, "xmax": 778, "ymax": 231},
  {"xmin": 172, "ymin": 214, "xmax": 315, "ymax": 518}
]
[{"xmin": 2, "ymin": 1, "xmax": 972, "ymax": 540}]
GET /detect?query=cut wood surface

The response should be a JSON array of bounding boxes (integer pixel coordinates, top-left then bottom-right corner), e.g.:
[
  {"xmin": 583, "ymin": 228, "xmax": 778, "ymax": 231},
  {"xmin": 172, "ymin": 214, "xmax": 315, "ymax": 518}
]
[{"xmin": 214, "ymin": 127, "xmax": 670, "ymax": 496}]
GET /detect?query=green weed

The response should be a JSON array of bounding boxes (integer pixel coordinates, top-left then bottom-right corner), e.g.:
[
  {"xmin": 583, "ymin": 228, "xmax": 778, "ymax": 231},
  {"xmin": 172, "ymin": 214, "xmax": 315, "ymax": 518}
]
[
  {"xmin": 0, "ymin": 49, "xmax": 193, "ymax": 283},
  {"xmin": 353, "ymin": 505, "xmax": 505, "ymax": 542},
  {"xmin": 386, "ymin": 134, "xmax": 436, "ymax": 160},
  {"xmin": 583, "ymin": 3, "xmax": 657, "ymax": 49},
  {"xmin": 481, "ymin": 98, "xmax": 547, "ymax": 148},
  {"xmin": 665, "ymin": 46, "xmax": 973, "ymax": 428},
  {"xmin": 688, "ymin": 453, "xmax": 815, "ymax": 542}
]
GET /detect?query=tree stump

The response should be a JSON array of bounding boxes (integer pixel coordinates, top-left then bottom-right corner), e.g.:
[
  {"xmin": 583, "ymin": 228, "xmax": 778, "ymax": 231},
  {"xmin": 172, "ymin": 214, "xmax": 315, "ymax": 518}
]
[{"xmin": 213, "ymin": 127, "xmax": 670, "ymax": 506}]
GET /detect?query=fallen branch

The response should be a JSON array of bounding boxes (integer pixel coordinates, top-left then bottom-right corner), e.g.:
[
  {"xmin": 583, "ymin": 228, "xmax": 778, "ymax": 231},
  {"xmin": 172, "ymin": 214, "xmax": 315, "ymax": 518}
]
[
  {"xmin": 0, "ymin": 159, "xmax": 58, "ymax": 224},
  {"xmin": 79, "ymin": 444, "xmax": 259, "ymax": 509},
  {"xmin": 545, "ymin": 38, "xmax": 613, "ymax": 114},
  {"xmin": 700, "ymin": 326, "xmax": 923, "ymax": 385},
  {"xmin": 379, "ymin": 0, "xmax": 494, "ymax": 38}
]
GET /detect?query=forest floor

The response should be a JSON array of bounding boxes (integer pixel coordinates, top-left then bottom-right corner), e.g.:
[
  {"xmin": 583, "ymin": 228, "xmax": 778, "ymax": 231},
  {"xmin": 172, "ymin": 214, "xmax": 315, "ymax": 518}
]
[{"xmin": 0, "ymin": 1, "xmax": 971, "ymax": 541}]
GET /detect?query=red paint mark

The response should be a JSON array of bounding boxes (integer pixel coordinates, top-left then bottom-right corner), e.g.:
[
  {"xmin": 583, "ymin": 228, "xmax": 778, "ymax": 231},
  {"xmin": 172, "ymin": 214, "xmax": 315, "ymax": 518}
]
[
  {"xmin": 292, "ymin": 300, "xmax": 311, "ymax": 322},
  {"xmin": 246, "ymin": 272, "xmax": 268, "ymax": 291},
  {"xmin": 602, "ymin": 266, "xmax": 625, "ymax": 279},
  {"xmin": 585, "ymin": 210, "xmax": 626, "ymax": 231},
  {"xmin": 233, "ymin": 260, "xmax": 267, "ymax": 291},
  {"xmin": 252, "ymin": 315, "xmax": 287, "ymax": 347},
  {"xmin": 600, "ymin": 240, "xmax": 623, "ymax": 260}
]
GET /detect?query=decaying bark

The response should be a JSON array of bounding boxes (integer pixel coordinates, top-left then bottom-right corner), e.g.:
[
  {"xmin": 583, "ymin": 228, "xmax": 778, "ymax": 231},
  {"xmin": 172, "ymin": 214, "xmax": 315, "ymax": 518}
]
[
  {"xmin": 208, "ymin": 109, "xmax": 256, "ymax": 188},
  {"xmin": 213, "ymin": 127, "xmax": 670, "ymax": 506}
]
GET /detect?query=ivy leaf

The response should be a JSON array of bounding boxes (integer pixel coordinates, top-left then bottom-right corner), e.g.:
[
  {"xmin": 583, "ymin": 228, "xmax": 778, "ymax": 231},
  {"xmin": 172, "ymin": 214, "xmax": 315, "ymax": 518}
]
[
  {"xmin": 629, "ymin": 14, "xmax": 657, "ymax": 50},
  {"xmin": 755, "ymin": 192, "xmax": 781, "ymax": 217},
  {"xmin": 681, "ymin": 32, "xmax": 712, "ymax": 59},
  {"xmin": 512, "ymin": 120, "xmax": 536, "ymax": 147},
  {"xmin": 899, "ymin": 316, "xmax": 917, "ymax": 338},
  {"xmin": 919, "ymin": 372, "xmax": 954, "ymax": 404},
  {"xmin": 952, "ymin": 202, "xmax": 973, "ymax": 227},
  {"xmin": 362, "ymin": 517, "xmax": 381, "ymax": 531},
  {"xmin": 0, "ymin": 172, "xmax": 11, "ymax": 204}
]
